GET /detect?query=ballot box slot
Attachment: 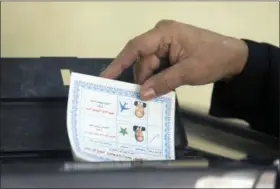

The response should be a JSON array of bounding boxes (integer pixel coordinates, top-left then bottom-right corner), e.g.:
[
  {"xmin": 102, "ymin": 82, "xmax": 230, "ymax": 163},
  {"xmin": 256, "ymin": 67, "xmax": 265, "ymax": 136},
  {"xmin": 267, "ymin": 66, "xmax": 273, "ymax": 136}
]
[{"xmin": 2, "ymin": 160, "xmax": 277, "ymax": 173}]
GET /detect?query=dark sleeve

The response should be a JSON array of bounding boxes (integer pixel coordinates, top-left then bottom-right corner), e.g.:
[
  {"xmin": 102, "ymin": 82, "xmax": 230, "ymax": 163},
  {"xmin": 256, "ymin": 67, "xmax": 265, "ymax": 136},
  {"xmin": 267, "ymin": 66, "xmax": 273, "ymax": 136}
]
[{"xmin": 209, "ymin": 39, "xmax": 279, "ymax": 137}]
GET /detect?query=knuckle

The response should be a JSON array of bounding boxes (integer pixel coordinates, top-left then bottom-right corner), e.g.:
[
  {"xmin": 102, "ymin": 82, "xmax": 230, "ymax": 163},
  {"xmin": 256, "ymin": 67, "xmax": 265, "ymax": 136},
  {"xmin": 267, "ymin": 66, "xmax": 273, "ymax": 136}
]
[
  {"xmin": 126, "ymin": 38, "xmax": 136, "ymax": 49},
  {"xmin": 125, "ymin": 38, "xmax": 140, "ymax": 60},
  {"xmin": 155, "ymin": 19, "xmax": 175, "ymax": 28}
]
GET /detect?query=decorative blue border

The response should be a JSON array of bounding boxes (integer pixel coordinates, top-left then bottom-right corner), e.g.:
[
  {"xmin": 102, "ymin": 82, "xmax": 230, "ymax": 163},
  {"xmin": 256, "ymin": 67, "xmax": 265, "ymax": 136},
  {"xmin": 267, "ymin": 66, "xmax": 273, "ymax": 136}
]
[{"xmin": 71, "ymin": 80, "xmax": 172, "ymax": 161}]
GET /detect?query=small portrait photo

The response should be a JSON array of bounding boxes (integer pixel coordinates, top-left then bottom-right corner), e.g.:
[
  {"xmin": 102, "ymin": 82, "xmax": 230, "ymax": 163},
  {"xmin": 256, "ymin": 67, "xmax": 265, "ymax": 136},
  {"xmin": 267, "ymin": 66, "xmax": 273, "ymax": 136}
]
[
  {"xmin": 133, "ymin": 126, "xmax": 146, "ymax": 143},
  {"xmin": 134, "ymin": 101, "xmax": 147, "ymax": 118}
]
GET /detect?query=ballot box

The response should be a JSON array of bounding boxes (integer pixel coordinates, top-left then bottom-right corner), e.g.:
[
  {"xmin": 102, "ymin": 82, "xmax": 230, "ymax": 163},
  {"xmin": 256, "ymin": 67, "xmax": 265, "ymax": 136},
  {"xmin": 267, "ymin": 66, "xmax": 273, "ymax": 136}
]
[
  {"xmin": 1, "ymin": 57, "xmax": 279, "ymax": 188},
  {"xmin": 1, "ymin": 57, "xmax": 278, "ymax": 163},
  {"xmin": 1, "ymin": 57, "xmax": 188, "ymax": 161}
]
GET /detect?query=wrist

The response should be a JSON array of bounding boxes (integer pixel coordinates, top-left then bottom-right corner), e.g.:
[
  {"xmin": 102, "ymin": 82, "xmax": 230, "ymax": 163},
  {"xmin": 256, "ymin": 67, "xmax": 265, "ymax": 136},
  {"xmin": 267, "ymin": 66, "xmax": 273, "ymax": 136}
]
[{"xmin": 222, "ymin": 37, "xmax": 249, "ymax": 82}]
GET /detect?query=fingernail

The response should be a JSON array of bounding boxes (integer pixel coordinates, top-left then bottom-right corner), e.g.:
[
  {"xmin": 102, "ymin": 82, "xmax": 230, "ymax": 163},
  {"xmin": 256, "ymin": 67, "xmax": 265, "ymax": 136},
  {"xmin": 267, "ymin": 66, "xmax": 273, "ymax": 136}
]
[{"xmin": 142, "ymin": 88, "xmax": 156, "ymax": 100}]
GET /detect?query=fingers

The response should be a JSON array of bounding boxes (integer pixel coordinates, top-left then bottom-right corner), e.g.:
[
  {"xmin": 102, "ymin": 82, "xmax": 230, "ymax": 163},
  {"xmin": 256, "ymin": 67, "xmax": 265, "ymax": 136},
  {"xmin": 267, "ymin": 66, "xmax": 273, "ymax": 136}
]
[
  {"xmin": 140, "ymin": 63, "xmax": 186, "ymax": 100},
  {"xmin": 100, "ymin": 29, "xmax": 162, "ymax": 79},
  {"xmin": 133, "ymin": 55, "xmax": 161, "ymax": 85},
  {"xmin": 169, "ymin": 42, "xmax": 184, "ymax": 65}
]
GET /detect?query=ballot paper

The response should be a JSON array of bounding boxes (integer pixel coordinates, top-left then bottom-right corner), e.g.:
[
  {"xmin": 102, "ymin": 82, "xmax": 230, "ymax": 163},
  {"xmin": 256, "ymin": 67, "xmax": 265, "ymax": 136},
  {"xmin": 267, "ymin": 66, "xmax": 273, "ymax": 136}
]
[{"xmin": 67, "ymin": 72, "xmax": 176, "ymax": 162}]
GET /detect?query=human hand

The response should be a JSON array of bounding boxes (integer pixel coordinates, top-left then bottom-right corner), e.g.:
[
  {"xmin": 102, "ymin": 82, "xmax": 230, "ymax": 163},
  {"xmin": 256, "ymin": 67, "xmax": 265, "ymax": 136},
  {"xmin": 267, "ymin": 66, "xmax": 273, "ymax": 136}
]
[{"xmin": 100, "ymin": 20, "xmax": 248, "ymax": 100}]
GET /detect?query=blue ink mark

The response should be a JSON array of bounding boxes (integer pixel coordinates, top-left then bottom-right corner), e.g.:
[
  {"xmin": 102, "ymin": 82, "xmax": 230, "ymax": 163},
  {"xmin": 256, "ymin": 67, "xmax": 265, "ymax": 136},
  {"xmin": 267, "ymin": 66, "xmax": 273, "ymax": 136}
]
[{"xmin": 119, "ymin": 101, "xmax": 129, "ymax": 112}]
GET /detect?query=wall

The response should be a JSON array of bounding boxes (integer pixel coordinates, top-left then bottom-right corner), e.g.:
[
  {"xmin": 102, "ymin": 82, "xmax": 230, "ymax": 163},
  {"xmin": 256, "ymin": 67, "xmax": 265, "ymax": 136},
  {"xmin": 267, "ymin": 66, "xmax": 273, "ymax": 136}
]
[{"xmin": 1, "ymin": 2, "xmax": 279, "ymax": 114}]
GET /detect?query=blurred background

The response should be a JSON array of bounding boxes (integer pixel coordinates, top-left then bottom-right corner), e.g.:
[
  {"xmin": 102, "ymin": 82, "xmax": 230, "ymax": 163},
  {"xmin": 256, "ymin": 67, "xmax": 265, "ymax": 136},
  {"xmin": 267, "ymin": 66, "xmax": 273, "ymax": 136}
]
[{"xmin": 1, "ymin": 1, "xmax": 279, "ymax": 115}]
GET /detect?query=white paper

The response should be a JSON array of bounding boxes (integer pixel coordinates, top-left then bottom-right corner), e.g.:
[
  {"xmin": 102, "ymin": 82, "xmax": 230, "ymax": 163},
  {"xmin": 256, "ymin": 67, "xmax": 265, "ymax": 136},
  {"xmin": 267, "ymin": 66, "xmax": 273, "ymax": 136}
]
[{"xmin": 67, "ymin": 72, "xmax": 176, "ymax": 162}]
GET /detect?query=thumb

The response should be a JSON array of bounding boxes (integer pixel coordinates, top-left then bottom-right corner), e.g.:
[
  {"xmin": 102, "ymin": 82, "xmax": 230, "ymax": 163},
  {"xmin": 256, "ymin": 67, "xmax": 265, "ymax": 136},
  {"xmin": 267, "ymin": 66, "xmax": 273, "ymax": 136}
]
[{"xmin": 140, "ymin": 63, "xmax": 185, "ymax": 100}]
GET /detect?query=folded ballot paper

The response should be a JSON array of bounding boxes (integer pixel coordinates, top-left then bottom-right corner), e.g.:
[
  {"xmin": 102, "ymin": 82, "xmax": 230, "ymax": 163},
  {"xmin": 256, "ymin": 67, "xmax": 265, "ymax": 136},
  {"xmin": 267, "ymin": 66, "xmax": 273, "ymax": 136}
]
[{"xmin": 67, "ymin": 72, "xmax": 176, "ymax": 162}]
